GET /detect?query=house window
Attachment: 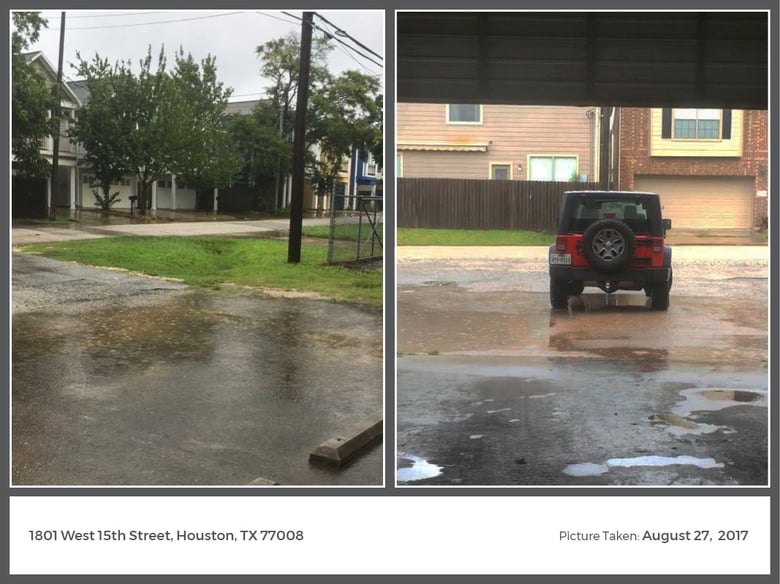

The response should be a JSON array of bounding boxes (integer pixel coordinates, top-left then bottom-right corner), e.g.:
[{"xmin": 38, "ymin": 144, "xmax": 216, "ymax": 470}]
[
  {"xmin": 365, "ymin": 154, "xmax": 377, "ymax": 176},
  {"xmin": 673, "ymin": 108, "xmax": 721, "ymax": 139},
  {"xmin": 396, "ymin": 154, "xmax": 403, "ymax": 178},
  {"xmin": 447, "ymin": 104, "xmax": 482, "ymax": 124},
  {"xmin": 662, "ymin": 108, "xmax": 732, "ymax": 140},
  {"xmin": 490, "ymin": 163, "xmax": 511, "ymax": 180},
  {"xmin": 528, "ymin": 156, "xmax": 577, "ymax": 181}
]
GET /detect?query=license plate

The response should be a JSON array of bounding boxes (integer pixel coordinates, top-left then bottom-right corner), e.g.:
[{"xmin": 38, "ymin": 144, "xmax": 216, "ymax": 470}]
[{"xmin": 549, "ymin": 253, "xmax": 572, "ymax": 265}]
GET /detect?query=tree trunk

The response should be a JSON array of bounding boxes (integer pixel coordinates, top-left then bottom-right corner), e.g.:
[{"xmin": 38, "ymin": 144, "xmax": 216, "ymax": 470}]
[{"xmin": 137, "ymin": 181, "xmax": 150, "ymax": 215}]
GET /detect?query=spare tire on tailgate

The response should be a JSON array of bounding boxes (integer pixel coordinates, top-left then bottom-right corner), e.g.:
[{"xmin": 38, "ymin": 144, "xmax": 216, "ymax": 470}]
[{"xmin": 582, "ymin": 219, "xmax": 636, "ymax": 273}]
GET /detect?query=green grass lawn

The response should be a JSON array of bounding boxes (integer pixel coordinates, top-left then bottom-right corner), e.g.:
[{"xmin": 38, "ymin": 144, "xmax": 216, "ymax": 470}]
[
  {"xmin": 20, "ymin": 236, "xmax": 382, "ymax": 309},
  {"xmin": 397, "ymin": 228, "xmax": 553, "ymax": 246}
]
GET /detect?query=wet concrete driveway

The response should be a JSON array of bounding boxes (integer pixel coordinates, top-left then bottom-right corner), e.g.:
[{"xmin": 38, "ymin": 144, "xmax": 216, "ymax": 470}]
[
  {"xmin": 12, "ymin": 254, "xmax": 383, "ymax": 486},
  {"xmin": 396, "ymin": 246, "xmax": 768, "ymax": 486}
]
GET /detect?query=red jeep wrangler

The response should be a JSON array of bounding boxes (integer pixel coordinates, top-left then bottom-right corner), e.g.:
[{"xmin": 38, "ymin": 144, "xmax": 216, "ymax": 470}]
[{"xmin": 548, "ymin": 190, "xmax": 673, "ymax": 310}]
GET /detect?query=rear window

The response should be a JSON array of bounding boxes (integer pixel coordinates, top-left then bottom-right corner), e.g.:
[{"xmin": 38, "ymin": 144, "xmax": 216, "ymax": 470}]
[{"xmin": 562, "ymin": 196, "xmax": 658, "ymax": 234}]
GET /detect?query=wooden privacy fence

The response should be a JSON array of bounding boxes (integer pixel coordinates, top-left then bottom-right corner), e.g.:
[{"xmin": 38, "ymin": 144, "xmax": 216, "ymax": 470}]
[{"xmin": 397, "ymin": 178, "xmax": 601, "ymax": 232}]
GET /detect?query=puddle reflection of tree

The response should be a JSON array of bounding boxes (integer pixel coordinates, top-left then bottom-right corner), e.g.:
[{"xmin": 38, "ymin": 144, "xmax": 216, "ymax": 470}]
[{"xmin": 265, "ymin": 304, "xmax": 308, "ymax": 402}]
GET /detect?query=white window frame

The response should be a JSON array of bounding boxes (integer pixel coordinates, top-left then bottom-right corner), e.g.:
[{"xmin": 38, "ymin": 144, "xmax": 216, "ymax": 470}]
[
  {"xmin": 489, "ymin": 162, "xmax": 513, "ymax": 180},
  {"xmin": 672, "ymin": 108, "xmax": 722, "ymax": 140},
  {"xmin": 527, "ymin": 155, "xmax": 579, "ymax": 181},
  {"xmin": 446, "ymin": 104, "xmax": 483, "ymax": 125},
  {"xmin": 364, "ymin": 152, "xmax": 378, "ymax": 177},
  {"xmin": 42, "ymin": 109, "xmax": 54, "ymax": 151}
]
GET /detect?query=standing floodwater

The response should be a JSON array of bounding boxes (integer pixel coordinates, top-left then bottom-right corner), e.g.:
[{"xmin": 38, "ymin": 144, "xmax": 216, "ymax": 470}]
[{"xmin": 12, "ymin": 254, "xmax": 382, "ymax": 486}]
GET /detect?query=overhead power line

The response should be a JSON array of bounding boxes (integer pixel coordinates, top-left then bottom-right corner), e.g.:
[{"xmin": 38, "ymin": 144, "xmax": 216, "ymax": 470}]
[
  {"xmin": 255, "ymin": 11, "xmax": 300, "ymax": 27},
  {"xmin": 38, "ymin": 11, "xmax": 164, "ymax": 20},
  {"xmin": 39, "ymin": 11, "xmax": 243, "ymax": 31},
  {"xmin": 314, "ymin": 19, "xmax": 383, "ymax": 70},
  {"xmin": 281, "ymin": 11, "xmax": 383, "ymax": 70},
  {"xmin": 313, "ymin": 12, "xmax": 383, "ymax": 62}
]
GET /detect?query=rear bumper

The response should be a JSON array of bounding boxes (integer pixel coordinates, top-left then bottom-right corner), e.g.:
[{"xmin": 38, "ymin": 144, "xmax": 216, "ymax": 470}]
[{"xmin": 550, "ymin": 265, "xmax": 671, "ymax": 283}]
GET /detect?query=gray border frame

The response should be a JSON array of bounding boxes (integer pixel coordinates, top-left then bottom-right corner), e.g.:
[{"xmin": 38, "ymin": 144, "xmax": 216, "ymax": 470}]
[{"xmin": 5, "ymin": 0, "xmax": 777, "ymax": 582}]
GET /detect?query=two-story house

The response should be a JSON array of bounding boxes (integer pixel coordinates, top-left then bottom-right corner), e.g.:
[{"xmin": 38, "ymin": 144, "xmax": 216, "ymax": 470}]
[
  {"xmin": 396, "ymin": 103, "xmax": 600, "ymax": 182},
  {"xmin": 13, "ymin": 52, "xmax": 203, "ymax": 217},
  {"xmin": 12, "ymin": 52, "xmax": 83, "ymax": 218},
  {"xmin": 14, "ymin": 57, "xmax": 380, "ymax": 219},
  {"xmin": 615, "ymin": 107, "xmax": 768, "ymax": 230}
]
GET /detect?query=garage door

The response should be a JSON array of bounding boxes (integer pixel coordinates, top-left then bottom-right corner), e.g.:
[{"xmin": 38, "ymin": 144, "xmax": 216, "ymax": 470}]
[{"xmin": 633, "ymin": 176, "xmax": 754, "ymax": 229}]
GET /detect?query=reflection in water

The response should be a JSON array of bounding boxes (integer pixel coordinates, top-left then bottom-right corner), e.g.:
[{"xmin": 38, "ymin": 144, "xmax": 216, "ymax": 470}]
[
  {"xmin": 265, "ymin": 305, "xmax": 306, "ymax": 402},
  {"xmin": 13, "ymin": 296, "xmax": 219, "ymax": 378},
  {"xmin": 569, "ymin": 293, "xmax": 650, "ymax": 312},
  {"xmin": 562, "ymin": 462, "xmax": 609, "ymax": 477},
  {"xmin": 397, "ymin": 453, "xmax": 443, "ymax": 482},
  {"xmin": 12, "ymin": 287, "xmax": 383, "ymax": 485},
  {"xmin": 563, "ymin": 455, "xmax": 724, "ymax": 477},
  {"xmin": 674, "ymin": 387, "xmax": 767, "ymax": 415},
  {"xmin": 605, "ymin": 455, "xmax": 724, "ymax": 469}
]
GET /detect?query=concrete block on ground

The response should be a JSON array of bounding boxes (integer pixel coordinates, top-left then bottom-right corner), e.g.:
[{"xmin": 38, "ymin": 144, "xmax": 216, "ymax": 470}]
[{"xmin": 309, "ymin": 414, "xmax": 383, "ymax": 468}]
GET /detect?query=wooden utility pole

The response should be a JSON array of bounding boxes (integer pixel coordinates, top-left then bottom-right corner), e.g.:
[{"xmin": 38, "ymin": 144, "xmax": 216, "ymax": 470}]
[
  {"xmin": 287, "ymin": 12, "xmax": 314, "ymax": 264},
  {"xmin": 49, "ymin": 12, "xmax": 65, "ymax": 221}
]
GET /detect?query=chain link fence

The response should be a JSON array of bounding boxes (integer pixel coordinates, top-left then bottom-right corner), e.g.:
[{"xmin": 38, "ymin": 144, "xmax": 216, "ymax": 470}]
[{"xmin": 325, "ymin": 192, "xmax": 383, "ymax": 266}]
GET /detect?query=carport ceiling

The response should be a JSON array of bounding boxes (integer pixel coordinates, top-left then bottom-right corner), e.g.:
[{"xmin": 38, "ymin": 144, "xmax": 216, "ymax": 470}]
[{"xmin": 397, "ymin": 12, "xmax": 768, "ymax": 109}]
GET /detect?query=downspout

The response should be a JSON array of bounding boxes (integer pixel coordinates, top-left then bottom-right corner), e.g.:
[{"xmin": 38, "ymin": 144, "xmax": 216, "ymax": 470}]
[
  {"xmin": 612, "ymin": 109, "xmax": 621, "ymax": 190},
  {"xmin": 599, "ymin": 106, "xmax": 612, "ymax": 190},
  {"xmin": 586, "ymin": 108, "xmax": 596, "ymax": 183}
]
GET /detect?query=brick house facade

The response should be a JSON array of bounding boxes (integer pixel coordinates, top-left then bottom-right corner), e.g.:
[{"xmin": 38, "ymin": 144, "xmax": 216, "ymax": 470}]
[{"xmin": 616, "ymin": 108, "xmax": 768, "ymax": 229}]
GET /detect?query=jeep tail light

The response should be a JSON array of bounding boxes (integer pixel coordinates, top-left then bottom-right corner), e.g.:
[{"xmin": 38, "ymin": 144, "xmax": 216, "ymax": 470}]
[{"xmin": 556, "ymin": 237, "xmax": 567, "ymax": 251}]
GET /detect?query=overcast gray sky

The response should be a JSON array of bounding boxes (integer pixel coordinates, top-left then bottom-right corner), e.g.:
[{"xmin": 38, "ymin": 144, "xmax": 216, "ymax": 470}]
[{"xmin": 24, "ymin": 9, "xmax": 385, "ymax": 103}]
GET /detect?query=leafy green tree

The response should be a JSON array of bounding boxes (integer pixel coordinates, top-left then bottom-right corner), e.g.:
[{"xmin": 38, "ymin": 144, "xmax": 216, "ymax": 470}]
[
  {"xmin": 307, "ymin": 70, "xmax": 383, "ymax": 196},
  {"xmin": 227, "ymin": 102, "xmax": 291, "ymax": 201},
  {"xmin": 170, "ymin": 49, "xmax": 242, "ymax": 190},
  {"xmin": 255, "ymin": 33, "xmax": 383, "ymax": 204},
  {"xmin": 73, "ymin": 47, "xmax": 240, "ymax": 213},
  {"xmin": 11, "ymin": 11, "xmax": 57, "ymax": 179},
  {"xmin": 256, "ymin": 33, "xmax": 334, "ymax": 207},
  {"xmin": 68, "ymin": 56, "xmax": 134, "ymax": 206},
  {"xmin": 255, "ymin": 33, "xmax": 333, "ymax": 139}
]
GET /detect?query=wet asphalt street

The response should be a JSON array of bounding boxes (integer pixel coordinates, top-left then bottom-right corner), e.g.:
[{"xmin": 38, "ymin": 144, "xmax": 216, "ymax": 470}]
[
  {"xmin": 12, "ymin": 253, "xmax": 383, "ymax": 486},
  {"xmin": 396, "ymin": 246, "xmax": 768, "ymax": 486}
]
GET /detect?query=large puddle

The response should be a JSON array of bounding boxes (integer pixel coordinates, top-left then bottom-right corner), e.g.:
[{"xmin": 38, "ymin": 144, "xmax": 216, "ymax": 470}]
[
  {"xmin": 12, "ymin": 288, "xmax": 383, "ymax": 486},
  {"xmin": 563, "ymin": 455, "xmax": 724, "ymax": 477},
  {"xmin": 650, "ymin": 386, "xmax": 768, "ymax": 436},
  {"xmin": 396, "ymin": 453, "xmax": 443, "ymax": 483}
]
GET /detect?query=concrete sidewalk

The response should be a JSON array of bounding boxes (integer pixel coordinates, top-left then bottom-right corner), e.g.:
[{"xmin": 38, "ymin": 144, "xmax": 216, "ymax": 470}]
[{"xmin": 11, "ymin": 216, "xmax": 334, "ymax": 246}]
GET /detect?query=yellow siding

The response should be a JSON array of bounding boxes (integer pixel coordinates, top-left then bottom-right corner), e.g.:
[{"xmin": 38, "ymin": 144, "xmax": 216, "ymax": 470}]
[{"xmin": 649, "ymin": 109, "xmax": 743, "ymax": 157}]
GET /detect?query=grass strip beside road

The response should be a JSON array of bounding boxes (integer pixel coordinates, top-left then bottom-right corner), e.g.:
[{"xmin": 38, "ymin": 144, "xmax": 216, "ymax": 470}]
[
  {"xmin": 397, "ymin": 228, "xmax": 553, "ymax": 246},
  {"xmin": 19, "ymin": 236, "xmax": 382, "ymax": 310}
]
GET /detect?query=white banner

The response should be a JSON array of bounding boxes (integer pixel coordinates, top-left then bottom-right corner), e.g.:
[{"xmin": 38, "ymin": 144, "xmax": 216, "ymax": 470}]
[{"xmin": 9, "ymin": 496, "xmax": 771, "ymax": 575}]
